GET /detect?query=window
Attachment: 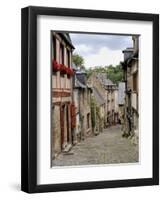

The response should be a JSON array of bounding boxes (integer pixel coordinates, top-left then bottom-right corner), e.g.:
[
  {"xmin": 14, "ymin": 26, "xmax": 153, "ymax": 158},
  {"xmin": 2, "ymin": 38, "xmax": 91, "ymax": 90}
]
[
  {"xmin": 133, "ymin": 72, "xmax": 138, "ymax": 92},
  {"xmin": 66, "ymin": 49, "xmax": 70, "ymax": 66},
  {"xmin": 87, "ymin": 113, "xmax": 90, "ymax": 129},
  {"xmin": 60, "ymin": 43, "xmax": 64, "ymax": 64},
  {"xmin": 82, "ymin": 92, "xmax": 85, "ymax": 105},
  {"xmin": 60, "ymin": 43, "xmax": 65, "ymax": 77},
  {"xmin": 53, "ymin": 36, "xmax": 56, "ymax": 60},
  {"xmin": 52, "ymin": 36, "xmax": 57, "ymax": 76}
]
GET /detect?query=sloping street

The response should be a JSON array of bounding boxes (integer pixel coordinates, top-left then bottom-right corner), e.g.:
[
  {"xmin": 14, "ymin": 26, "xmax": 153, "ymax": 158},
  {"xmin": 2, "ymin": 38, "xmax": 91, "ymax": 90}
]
[{"xmin": 52, "ymin": 125, "xmax": 139, "ymax": 167}]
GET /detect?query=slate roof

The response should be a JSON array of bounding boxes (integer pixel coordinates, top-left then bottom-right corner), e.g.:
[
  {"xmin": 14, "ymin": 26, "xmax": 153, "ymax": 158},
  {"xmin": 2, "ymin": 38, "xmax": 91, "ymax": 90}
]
[
  {"xmin": 76, "ymin": 71, "xmax": 87, "ymax": 85},
  {"xmin": 59, "ymin": 33, "xmax": 75, "ymax": 49},
  {"xmin": 73, "ymin": 64, "xmax": 93, "ymax": 91},
  {"xmin": 122, "ymin": 47, "xmax": 134, "ymax": 61},
  {"xmin": 93, "ymin": 87, "xmax": 105, "ymax": 106},
  {"xmin": 75, "ymin": 77, "xmax": 86, "ymax": 89},
  {"xmin": 122, "ymin": 47, "xmax": 139, "ymax": 62},
  {"xmin": 122, "ymin": 47, "xmax": 138, "ymax": 67},
  {"xmin": 96, "ymin": 73, "xmax": 115, "ymax": 86}
]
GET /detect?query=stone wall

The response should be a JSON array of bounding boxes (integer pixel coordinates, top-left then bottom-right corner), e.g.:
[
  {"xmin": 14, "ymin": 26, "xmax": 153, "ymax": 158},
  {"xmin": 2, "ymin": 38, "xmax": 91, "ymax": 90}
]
[
  {"xmin": 52, "ymin": 105, "xmax": 61, "ymax": 159},
  {"xmin": 87, "ymin": 73, "xmax": 108, "ymax": 127}
]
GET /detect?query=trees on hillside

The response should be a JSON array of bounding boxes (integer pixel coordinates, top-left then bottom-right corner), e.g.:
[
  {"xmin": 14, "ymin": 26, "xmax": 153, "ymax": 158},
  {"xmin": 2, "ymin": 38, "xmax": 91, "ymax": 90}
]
[
  {"xmin": 86, "ymin": 65, "xmax": 123, "ymax": 84},
  {"xmin": 72, "ymin": 53, "xmax": 123, "ymax": 84},
  {"xmin": 105, "ymin": 65, "xmax": 123, "ymax": 84}
]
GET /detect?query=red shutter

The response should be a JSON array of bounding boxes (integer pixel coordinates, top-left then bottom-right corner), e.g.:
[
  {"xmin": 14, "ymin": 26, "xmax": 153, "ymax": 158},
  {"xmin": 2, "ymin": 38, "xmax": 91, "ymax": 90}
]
[{"xmin": 70, "ymin": 103, "xmax": 76, "ymax": 128}]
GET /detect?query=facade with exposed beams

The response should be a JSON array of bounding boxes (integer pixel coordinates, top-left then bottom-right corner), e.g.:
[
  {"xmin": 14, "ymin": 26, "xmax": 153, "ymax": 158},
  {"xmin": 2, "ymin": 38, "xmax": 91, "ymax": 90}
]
[{"xmin": 51, "ymin": 32, "xmax": 75, "ymax": 159}]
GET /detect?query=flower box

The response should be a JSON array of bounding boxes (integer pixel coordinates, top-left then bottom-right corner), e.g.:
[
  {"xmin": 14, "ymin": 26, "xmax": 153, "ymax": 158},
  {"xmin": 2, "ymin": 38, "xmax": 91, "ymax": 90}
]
[
  {"xmin": 52, "ymin": 60, "xmax": 60, "ymax": 71},
  {"xmin": 52, "ymin": 60, "xmax": 74, "ymax": 76}
]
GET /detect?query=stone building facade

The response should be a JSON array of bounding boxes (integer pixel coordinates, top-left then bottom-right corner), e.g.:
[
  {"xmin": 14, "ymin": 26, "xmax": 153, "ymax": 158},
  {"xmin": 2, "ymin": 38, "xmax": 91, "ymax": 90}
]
[
  {"xmin": 121, "ymin": 36, "xmax": 139, "ymax": 143},
  {"xmin": 51, "ymin": 32, "xmax": 75, "ymax": 159},
  {"xmin": 88, "ymin": 72, "xmax": 119, "ymax": 128},
  {"xmin": 91, "ymin": 87, "xmax": 105, "ymax": 134},
  {"xmin": 118, "ymin": 82, "xmax": 126, "ymax": 125},
  {"xmin": 73, "ymin": 69, "xmax": 92, "ymax": 142},
  {"xmin": 105, "ymin": 81, "xmax": 119, "ymax": 126}
]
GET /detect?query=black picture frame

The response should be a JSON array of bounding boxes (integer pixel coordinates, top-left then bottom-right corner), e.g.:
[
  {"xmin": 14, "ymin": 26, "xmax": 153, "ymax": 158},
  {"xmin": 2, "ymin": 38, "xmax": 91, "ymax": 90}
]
[{"xmin": 21, "ymin": 6, "xmax": 159, "ymax": 193}]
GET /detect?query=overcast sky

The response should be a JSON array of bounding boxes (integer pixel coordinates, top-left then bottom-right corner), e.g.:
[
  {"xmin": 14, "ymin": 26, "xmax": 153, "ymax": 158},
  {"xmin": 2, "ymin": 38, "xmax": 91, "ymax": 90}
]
[{"xmin": 70, "ymin": 33, "xmax": 133, "ymax": 68}]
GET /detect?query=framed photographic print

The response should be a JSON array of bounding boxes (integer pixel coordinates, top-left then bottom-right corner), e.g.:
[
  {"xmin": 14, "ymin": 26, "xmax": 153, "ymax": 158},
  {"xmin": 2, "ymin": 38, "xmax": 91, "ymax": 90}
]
[{"xmin": 21, "ymin": 6, "xmax": 159, "ymax": 193}]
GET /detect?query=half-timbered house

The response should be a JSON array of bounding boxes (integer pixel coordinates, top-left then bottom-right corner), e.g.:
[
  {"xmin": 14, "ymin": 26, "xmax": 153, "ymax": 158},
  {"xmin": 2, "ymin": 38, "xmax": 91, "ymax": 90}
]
[{"xmin": 51, "ymin": 32, "xmax": 75, "ymax": 159}]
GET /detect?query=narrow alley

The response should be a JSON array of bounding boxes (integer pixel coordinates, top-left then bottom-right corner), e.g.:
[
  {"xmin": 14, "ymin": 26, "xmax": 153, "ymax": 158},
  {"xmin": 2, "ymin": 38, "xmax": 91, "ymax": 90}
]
[{"xmin": 52, "ymin": 125, "xmax": 139, "ymax": 167}]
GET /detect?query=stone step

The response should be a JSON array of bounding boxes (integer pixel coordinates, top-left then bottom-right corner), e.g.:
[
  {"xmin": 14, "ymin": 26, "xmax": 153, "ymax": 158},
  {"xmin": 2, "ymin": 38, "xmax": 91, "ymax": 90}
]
[{"xmin": 62, "ymin": 143, "xmax": 72, "ymax": 153}]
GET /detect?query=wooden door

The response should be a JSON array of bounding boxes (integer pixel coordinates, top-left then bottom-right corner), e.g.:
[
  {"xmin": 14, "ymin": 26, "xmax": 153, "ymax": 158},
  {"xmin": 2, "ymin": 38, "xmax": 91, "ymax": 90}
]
[{"xmin": 60, "ymin": 105, "xmax": 64, "ymax": 149}]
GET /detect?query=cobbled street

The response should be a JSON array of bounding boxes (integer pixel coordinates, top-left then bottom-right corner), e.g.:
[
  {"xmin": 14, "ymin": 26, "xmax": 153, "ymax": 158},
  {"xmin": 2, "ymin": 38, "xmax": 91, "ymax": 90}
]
[{"xmin": 52, "ymin": 125, "xmax": 139, "ymax": 167}]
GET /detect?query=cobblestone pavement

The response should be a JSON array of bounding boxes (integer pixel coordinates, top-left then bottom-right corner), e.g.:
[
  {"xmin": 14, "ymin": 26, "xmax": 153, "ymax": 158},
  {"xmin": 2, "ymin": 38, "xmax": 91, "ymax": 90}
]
[{"xmin": 52, "ymin": 125, "xmax": 139, "ymax": 167}]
